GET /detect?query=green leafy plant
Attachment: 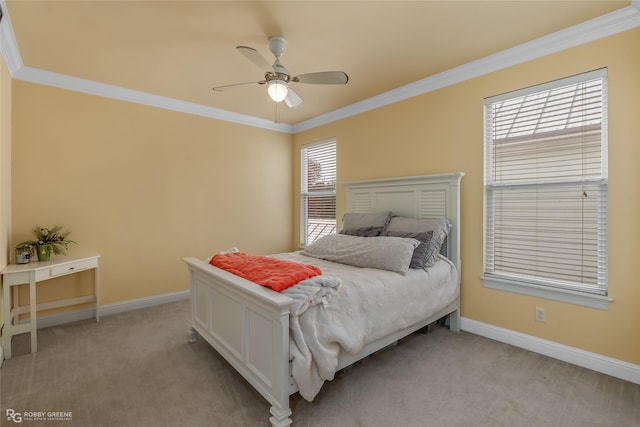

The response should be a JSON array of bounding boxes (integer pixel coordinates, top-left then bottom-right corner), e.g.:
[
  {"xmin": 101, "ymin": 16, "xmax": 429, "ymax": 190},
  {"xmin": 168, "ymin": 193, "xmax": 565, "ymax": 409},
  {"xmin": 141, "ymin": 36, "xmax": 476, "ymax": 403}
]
[{"xmin": 18, "ymin": 225, "xmax": 76, "ymax": 255}]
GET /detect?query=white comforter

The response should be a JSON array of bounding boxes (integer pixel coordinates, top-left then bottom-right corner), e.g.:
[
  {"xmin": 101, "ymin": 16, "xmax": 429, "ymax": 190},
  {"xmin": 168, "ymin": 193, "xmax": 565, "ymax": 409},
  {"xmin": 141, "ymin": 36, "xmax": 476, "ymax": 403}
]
[{"xmin": 277, "ymin": 251, "xmax": 459, "ymax": 402}]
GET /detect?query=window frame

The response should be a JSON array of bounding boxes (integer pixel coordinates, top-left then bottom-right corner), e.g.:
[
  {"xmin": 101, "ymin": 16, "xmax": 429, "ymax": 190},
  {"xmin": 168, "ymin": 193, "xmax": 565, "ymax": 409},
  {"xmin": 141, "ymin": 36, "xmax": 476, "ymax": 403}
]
[
  {"xmin": 481, "ymin": 69, "xmax": 611, "ymax": 310},
  {"xmin": 300, "ymin": 138, "xmax": 337, "ymax": 247}
]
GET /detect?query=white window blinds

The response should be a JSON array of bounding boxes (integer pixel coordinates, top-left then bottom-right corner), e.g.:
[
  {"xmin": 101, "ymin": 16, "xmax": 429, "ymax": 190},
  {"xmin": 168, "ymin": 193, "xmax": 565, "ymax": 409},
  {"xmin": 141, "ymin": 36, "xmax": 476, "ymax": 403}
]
[
  {"xmin": 484, "ymin": 69, "xmax": 608, "ymax": 296},
  {"xmin": 301, "ymin": 139, "xmax": 336, "ymax": 245}
]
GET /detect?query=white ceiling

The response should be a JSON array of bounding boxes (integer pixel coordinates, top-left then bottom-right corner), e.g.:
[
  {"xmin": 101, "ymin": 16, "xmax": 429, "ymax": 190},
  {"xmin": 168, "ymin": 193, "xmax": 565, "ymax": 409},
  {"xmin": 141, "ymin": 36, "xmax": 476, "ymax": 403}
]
[{"xmin": 1, "ymin": 1, "xmax": 637, "ymax": 131}]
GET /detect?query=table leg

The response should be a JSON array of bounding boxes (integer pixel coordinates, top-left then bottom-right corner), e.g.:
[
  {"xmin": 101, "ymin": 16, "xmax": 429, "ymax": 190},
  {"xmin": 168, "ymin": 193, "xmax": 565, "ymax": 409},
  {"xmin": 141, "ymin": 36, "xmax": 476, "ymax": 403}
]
[
  {"xmin": 29, "ymin": 272, "xmax": 37, "ymax": 353},
  {"xmin": 2, "ymin": 281, "xmax": 11, "ymax": 359},
  {"xmin": 13, "ymin": 286, "xmax": 18, "ymax": 326},
  {"xmin": 95, "ymin": 266, "xmax": 100, "ymax": 322}
]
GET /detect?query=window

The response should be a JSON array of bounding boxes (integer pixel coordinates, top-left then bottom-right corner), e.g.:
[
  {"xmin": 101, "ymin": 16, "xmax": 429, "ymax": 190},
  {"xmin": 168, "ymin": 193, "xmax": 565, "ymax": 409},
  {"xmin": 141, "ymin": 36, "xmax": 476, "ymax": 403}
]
[
  {"xmin": 301, "ymin": 138, "xmax": 336, "ymax": 246},
  {"xmin": 482, "ymin": 69, "xmax": 609, "ymax": 309}
]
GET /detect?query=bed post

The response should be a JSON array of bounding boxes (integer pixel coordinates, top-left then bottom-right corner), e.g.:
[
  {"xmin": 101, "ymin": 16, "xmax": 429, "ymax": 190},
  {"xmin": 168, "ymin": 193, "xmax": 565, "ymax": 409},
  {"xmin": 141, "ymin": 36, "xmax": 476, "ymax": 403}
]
[
  {"xmin": 447, "ymin": 173, "xmax": 463, "ymax": 333},
  {"xmin": 448, "ymin": 306, "xmax": 461, "ymax": 332},
  {"xmin": 269, "ymin": 309, "xmax": 293, "ymax": 427},
  {"xmin": 269, "ymin": 406, "xmax": 292, "ymax": 427},
  {"xmin": 187, "ymin": 324, "xmax": 198, "ymax": 343}
]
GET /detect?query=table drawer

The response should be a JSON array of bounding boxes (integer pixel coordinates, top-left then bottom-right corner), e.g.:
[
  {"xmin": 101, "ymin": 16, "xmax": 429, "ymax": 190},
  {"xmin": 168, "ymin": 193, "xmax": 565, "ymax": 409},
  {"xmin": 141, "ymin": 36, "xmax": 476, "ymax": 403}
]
[{"xmin": 49, "ymin": 258, "xmax": 97, "ymax": 278}]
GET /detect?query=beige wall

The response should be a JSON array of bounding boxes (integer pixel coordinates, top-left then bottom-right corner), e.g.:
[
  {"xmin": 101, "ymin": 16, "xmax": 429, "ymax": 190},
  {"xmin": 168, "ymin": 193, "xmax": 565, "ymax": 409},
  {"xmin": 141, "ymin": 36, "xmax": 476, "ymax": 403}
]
[
  {"xmin": 0, "ymin": 54, "xmax": 12, "ymax": 333},
  {"xmin": 293, "ymin": 28, "xmax": 640, "ymax": 365},
  {"xmin": 11, "ymin": 81, "xmax": 293, "ymax": 306},
  {"xmin": 4, "ymin": 27, "xmax": 638, "ymax": 366}
]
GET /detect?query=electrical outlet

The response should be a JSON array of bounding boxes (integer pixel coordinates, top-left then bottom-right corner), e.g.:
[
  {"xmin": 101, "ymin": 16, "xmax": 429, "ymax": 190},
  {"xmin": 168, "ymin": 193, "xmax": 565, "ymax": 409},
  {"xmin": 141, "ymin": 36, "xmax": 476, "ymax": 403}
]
[{"xmin": 535, "ymin": 307, "xmax": 546, "ymax": 322}]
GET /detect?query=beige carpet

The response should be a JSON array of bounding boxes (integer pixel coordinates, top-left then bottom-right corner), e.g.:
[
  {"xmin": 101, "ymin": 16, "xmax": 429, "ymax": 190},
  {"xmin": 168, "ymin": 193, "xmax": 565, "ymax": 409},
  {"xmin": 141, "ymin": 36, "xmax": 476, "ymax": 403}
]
[{"xmin": 1, "ymin": 300, "xmax": 638, "ymax": 427}]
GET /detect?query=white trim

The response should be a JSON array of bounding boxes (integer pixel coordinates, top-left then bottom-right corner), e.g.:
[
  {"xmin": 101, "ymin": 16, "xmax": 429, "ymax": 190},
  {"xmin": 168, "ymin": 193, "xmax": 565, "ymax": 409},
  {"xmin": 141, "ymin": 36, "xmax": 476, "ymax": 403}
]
[
  {"xmin": 293, "ymin": 4, "xmax": 640, "ymax": 132},
  {"xmin": 0, "ymin": 2, "xmax": 638, "ymax": 132},
  {"xmin": 482, "ymin": 275, "xmax": 613, "ymax": 310},
  {"xmin": 0, "ymin": 344, "xmax": 4, "ymax": 367},
  {"xmin": 484, "ymin": 67, "xmax": 607, "ymax": 104},
  {"xmin": 34, "ymin": 306, "xmax": 97, "ymax": 330},
  {"xmin": 461, "ymin": 317, "xmax": 640, "ymax": 385},
  {"xmin": 12, "ymin": 66, "xmax": 293, "ymax": 133},
  {"xmin": 0, "ymin": 0, "xmax": 23, "ymax": 76},
  {"xmin": 20, "ymin": 290, "xmax": 189, "ymax": 330},
  {"xmin": 0, "ymin": 2, "xmax": 290, "ymax": 132},
  {"xmin": 99, "ymin": 290, "xmax": 189, "ymax": 317}
]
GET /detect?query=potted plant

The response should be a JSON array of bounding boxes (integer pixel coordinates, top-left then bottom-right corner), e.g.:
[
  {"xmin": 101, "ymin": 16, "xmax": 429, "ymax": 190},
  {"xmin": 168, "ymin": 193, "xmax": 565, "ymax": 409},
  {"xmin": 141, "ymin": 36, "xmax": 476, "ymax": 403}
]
[{"xmin": 18, "ymin": 225, "xmax": 76, "ymax": 262}]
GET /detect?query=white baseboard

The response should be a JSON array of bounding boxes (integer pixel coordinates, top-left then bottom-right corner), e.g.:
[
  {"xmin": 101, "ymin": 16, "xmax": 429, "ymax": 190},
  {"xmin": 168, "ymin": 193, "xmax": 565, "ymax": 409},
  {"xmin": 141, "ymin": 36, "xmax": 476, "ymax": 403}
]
[
  {"xmin": 31, "ymin": 290, "xmax": 189, "ymax": 330},
  {"xmin": 100, "ymin": 290, "xmax": 189, "ymax": 318},
  {"xmin": 35, "ymin": 307, "xmax": 97, "ymax": 329},
  {"xmin": 461, "ymin": 317, "xmax": 640, "ymax": 385}
]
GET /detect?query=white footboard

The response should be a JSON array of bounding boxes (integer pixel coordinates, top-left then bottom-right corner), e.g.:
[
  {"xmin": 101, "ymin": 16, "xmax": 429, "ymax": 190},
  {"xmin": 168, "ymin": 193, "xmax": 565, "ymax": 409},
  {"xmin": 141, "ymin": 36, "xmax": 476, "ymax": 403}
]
[{"xmin": 184, "ymin": 257, "xmax": 294, "ymax": 427}]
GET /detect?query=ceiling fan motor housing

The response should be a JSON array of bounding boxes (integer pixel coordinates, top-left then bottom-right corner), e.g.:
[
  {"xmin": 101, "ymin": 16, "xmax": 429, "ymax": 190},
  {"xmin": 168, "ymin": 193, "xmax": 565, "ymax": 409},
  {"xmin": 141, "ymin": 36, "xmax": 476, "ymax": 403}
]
[
  {"xmin": 265, "ymin": 71, "xmax": 290, "ymax": 83},
  {"xmin": 269, "ymin": 36, "xmax": 287, "ymax": 58}
]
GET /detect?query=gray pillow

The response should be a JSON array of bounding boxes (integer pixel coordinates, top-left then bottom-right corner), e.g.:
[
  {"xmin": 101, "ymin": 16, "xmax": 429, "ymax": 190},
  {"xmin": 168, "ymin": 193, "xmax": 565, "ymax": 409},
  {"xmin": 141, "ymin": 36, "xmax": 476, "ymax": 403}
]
[
  {"xmin": 302, "ymin": 233, "xmax": 420, "ymax": 275},
  {"xmin": 384, "ymin": 217, "xmax": 451, "ymax": 267},
  {"xmin": 340, "ymin": 211, "xmax": 392, "ymax": 236},
  {"xmin": 340, "ymin": 226, "xmax": 384, "ymax": 237},
  {"xmin": 381, "ymin": 230, "xmax": 433, "ymax": 269}
]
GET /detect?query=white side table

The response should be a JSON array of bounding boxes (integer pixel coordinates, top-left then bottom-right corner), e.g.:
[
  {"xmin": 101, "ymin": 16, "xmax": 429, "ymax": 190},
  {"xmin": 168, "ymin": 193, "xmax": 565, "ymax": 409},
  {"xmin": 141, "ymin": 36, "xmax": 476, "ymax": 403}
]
[{"xmin": 1, "ymin": 255, "xmax": 100, "ymax": 358}]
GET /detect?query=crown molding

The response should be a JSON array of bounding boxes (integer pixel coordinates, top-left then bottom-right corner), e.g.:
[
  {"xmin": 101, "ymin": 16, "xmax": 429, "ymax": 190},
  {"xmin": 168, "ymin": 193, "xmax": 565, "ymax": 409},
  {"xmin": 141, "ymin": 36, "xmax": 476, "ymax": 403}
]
[
  {"xmin": 293, "ymin": 3, "xmax": 640, "ymax": 133},
  {"xmin": 1, "ymin": 2, "xmax": 638, "ymax": 134},
  {"xmin": 0, "ymin": 2, "xmax": 293, "ymax": 133},
  {"xmin": 12, "ymin": 66, "xmax": 293, "ymax": 133},
  {"xmin": 0, "ymin": 0, "xmax": 24, "ymax": 75}
]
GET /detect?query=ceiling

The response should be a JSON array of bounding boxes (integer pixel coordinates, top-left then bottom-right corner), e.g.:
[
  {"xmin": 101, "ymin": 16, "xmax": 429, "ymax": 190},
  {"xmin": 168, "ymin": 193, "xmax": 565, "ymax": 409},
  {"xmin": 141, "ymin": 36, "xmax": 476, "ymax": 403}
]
[{"xmin": 3, "ymin": 1, "xmax": 631, "ymax": 126}]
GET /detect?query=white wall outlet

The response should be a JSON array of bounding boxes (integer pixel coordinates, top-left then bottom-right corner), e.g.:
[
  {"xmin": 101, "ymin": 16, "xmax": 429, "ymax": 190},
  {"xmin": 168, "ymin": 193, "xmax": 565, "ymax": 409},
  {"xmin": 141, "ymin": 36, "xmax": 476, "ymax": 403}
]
[{"xmin": 535, "ymin": 307, "xmax": 546, "ymax": 322}]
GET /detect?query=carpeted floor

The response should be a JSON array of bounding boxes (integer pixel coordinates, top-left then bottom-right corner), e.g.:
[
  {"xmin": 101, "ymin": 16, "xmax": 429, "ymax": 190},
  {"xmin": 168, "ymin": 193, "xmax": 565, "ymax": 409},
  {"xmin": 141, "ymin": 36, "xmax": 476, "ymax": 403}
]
[{"xmin": 1, "ymin": 300, "xmax": 638, "ymax": 427}]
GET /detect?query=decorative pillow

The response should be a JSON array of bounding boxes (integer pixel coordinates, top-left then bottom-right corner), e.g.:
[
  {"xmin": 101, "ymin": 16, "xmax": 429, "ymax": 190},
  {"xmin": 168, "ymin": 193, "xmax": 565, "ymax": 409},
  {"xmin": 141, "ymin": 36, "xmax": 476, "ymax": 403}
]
[
  {"xmin": 381, "ymin": 230, "xmax": 433, "ymax": 269},
  {"xmin": 302, "ymin": 233, "xmax": 420, "ymax": 275},
  {"xmin": 384, "ymin": 217, "xmax": 452, "ymax": 268},
  {"xmin": 339, "ymin": 211, "xmax": 392, "ymax": 236},
  {"xmin": 340, "ymin": 226, "xmax": 384, "ymax": 237}
]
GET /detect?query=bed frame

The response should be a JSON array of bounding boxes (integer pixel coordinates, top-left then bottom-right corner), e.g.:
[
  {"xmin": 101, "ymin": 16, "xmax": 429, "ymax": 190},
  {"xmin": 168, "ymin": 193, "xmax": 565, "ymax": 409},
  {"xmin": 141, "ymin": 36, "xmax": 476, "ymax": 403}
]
[{"xmin": 183, "ymin": 172, "xmax": 464, "ymax": 426}]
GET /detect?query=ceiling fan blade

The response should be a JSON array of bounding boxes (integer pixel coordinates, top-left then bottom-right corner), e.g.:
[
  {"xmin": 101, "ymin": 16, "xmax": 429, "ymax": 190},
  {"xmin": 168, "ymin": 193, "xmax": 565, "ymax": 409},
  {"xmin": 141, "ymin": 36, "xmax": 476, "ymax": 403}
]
[
  {"xmin": 236, "ymin": 46, "xmax": 272, "ymax": 72},
  {"xmin": 292, "ymin": 71, "xmax": 349, "ymax": 85},
  {"xmin": 213, "ymin": 81, "xmax": 265, "ymax": 92},
  {"xmin": 284, "ymin": 88, "xmax": 303, "ymax": 108}
]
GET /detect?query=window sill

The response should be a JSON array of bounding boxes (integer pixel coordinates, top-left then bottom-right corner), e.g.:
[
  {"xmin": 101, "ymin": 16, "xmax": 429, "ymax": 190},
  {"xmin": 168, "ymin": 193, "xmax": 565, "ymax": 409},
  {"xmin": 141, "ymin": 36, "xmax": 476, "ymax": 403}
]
[{"xmin": 481, "ymin": 275, "xmax": 613, "ymax": 310}]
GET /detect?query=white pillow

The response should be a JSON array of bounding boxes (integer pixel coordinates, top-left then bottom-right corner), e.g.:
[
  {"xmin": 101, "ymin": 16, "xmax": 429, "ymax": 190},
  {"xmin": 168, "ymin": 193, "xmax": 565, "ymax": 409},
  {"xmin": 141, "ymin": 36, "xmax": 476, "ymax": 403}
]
[{"xmin": 302, "ymin": 233, "xmax": 420, "ymax": 275}]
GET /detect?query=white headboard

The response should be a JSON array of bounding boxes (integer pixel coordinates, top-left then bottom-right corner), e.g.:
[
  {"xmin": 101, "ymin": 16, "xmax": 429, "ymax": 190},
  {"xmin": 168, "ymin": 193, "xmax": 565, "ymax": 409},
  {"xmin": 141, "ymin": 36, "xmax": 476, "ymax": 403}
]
[{"xmin": 343, "ymin": 173, "xmax": 464, "ymax": 272}]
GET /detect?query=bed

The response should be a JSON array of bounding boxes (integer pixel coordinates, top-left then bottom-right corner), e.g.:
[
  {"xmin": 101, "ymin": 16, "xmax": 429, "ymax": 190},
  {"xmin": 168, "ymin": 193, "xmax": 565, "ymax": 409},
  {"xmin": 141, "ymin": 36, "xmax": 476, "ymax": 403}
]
[{"xmin": 183, "ymin": 172, "xmax": 464, "ymax": 426}]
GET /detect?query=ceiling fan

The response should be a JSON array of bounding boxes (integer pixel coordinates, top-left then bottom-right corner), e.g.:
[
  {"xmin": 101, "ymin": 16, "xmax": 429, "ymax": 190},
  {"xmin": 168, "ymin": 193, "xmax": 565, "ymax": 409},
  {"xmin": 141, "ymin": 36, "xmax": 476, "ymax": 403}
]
[{"xmin": 213, "ymin": 36, "xmax": 349, "ymax": 108}]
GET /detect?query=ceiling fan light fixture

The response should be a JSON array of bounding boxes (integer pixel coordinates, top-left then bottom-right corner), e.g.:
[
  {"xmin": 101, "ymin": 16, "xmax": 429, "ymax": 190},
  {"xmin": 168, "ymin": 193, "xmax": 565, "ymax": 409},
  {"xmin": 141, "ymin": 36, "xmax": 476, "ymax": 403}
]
[{"xmin": 267, "ymin": 79, "xmax": 288, "ymax": 102}]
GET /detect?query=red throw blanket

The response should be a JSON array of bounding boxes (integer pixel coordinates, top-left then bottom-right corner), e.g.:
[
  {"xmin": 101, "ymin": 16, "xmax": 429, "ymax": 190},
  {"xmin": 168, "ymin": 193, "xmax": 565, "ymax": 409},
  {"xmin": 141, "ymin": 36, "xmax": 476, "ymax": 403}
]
[{"xmin": 210, "ymin": 252, "xmax": 322, "ymax": 292}]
